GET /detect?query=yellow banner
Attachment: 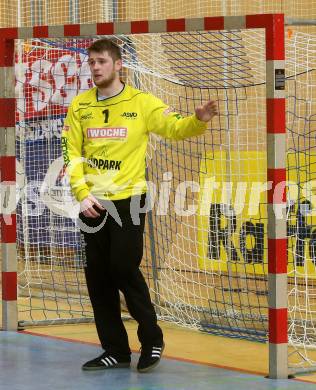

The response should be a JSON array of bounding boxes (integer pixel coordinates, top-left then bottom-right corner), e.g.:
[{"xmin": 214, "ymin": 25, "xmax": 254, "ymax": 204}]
[{"xmin": 197, "ymin": 151, "xmax": 316, "ymax": 278}]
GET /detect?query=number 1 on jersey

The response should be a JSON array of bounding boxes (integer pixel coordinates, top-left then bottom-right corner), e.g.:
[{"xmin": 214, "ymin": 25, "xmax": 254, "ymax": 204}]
[{"xmin": 103, "ymin": 109, "xmax": 109, "ymax": 124}]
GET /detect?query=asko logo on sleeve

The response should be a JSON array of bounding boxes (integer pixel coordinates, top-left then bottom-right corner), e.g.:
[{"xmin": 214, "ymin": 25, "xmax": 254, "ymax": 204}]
[{"xmin": 87, "ymin": 127, "xmax": 128, "ymax": 139}]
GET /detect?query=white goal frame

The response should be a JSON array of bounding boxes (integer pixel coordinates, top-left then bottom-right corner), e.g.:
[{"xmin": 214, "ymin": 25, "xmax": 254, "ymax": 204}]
[{"xmin": 0, "ymin": 14, "xmax": 287, "ymax": 379}]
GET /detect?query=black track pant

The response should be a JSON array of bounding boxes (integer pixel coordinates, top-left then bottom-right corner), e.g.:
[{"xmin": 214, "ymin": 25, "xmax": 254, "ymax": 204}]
[{"xmin": 79, "ymin": 194, "xmax": 163, "ymax": 357}]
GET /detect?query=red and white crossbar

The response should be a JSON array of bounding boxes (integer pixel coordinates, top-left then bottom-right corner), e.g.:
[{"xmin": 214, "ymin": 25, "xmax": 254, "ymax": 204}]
[{"xmin": 0, "ymin": 14, "xmax": 286, "ymax": 379}]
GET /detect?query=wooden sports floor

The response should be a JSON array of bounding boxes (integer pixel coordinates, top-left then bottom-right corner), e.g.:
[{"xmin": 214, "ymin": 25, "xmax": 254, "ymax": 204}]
[{"xmin": 1, "ymin": 316, "xmax": 316, "ymax": 390}]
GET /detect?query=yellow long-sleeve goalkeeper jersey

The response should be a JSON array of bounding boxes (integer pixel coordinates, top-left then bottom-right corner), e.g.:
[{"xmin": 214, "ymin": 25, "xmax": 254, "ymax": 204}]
[{"xmin": 61, "ymin": 84, "xmax": 207, "ymax": 201}]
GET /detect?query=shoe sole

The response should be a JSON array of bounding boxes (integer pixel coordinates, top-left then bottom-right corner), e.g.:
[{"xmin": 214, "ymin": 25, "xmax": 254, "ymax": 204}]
[
  {"xmin": 137, "ymin": 343, "xmax": 165, "ymax": 373},
  {"xmin": 82, "ymin": 362, "xmax": 130, "ymax": 371}
]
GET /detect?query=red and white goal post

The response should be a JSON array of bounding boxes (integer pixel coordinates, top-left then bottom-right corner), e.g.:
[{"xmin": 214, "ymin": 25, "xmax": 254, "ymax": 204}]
[{"xmin": 0, "ymin": 14, "xmax": 287, "ymax": 378}]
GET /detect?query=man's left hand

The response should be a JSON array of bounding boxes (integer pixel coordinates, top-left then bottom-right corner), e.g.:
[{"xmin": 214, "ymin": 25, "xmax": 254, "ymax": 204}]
[{"xmin": 195, "ymin": 100, "xmax": 218, "ymax": 122}]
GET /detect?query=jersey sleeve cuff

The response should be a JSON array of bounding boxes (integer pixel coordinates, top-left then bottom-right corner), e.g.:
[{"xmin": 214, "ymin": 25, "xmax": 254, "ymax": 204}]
[
  {"xmin": 75, "ymin": 188, "xmax": 91, "ymax": 202},
  {"xmin": 192, "ymin": 114, "xmax": 207, "ymax": 133}
]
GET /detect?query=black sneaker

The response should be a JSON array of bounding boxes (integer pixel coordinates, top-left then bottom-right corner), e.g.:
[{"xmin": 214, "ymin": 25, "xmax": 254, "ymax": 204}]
[
  {"xmin": 82, "ymin": 352, "xmax": 131, "ymax": 371},
  {"xmin": 137, "ymin": 342, "xmax": 165, "ymax": 373}
]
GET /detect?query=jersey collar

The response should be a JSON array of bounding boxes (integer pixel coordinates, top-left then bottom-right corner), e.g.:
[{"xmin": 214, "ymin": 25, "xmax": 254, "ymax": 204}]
[{"xmin": 96, "ymin": 83, "xmax": 126, "ymax": 102}]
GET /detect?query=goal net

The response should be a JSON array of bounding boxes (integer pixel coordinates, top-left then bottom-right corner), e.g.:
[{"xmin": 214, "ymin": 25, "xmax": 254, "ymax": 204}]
[
  {"xmin": 15, "ymin": 30, "xmax": 268, "ymax": 332},
  {"xmin": 9, "ymin": 24, "xmax": 316, "ymax": 374},
  {"xmin": 286, "ymin": 29, "xmax": 316, "ymax": 371}
]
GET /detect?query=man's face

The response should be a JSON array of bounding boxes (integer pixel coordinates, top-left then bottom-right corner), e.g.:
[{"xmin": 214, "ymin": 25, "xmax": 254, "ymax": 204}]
[{"xmin": 88, "ymin": 50, "xmax": 122, "ymax": 88}]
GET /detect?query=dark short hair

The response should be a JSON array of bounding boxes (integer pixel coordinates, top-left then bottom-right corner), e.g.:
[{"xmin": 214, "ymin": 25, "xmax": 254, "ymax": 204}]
[{"xmin": 87, "ymin": 39, "xmax": 122, "ymax": 61}]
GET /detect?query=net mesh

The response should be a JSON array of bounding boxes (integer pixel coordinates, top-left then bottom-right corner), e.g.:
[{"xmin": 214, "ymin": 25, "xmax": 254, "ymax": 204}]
[
  {"xmin": 286, "ymin": 30, "xmax": 316, "ymax": 370},
  {"xmin": 15, "ymin": 39, "xmax": 92, "ymax": 324},
  {"xmin": 15, "ymin": 31, "xmax": 267, "ymax": 332}
]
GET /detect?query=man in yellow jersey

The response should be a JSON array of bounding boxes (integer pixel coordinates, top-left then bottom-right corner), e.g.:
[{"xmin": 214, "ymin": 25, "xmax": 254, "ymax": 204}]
[{"xmin": 62, "ymin": 38, "xmax": 217, "ymax": 373}]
